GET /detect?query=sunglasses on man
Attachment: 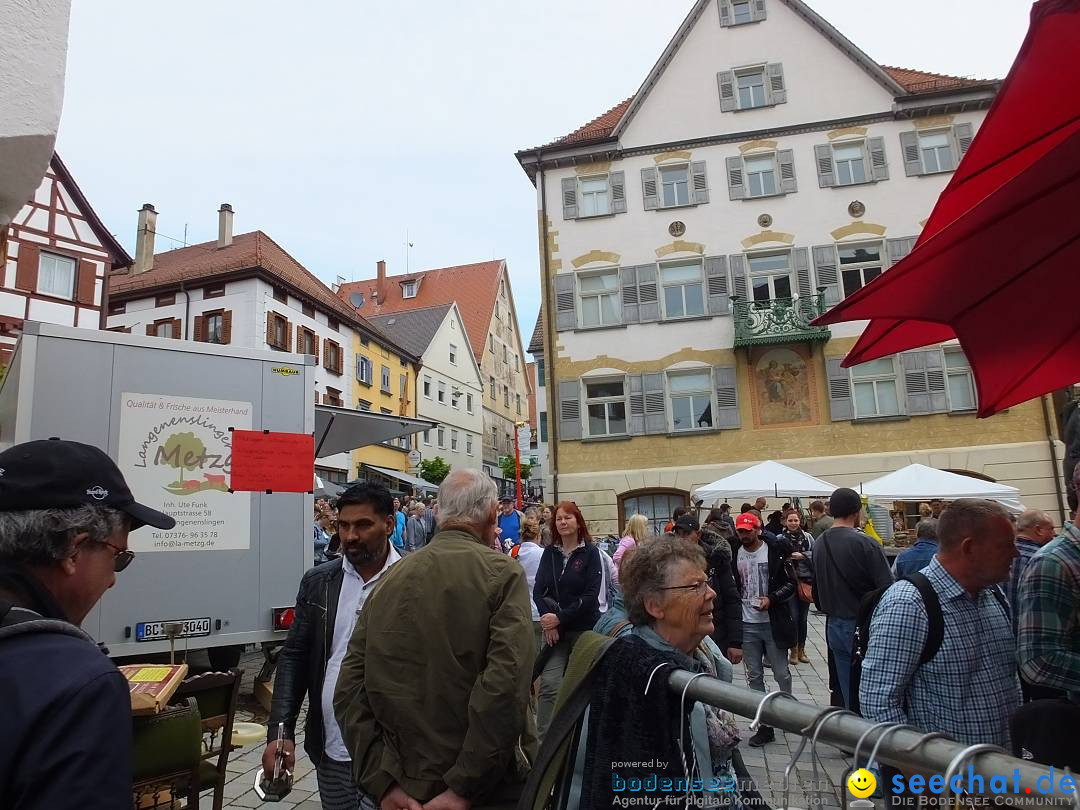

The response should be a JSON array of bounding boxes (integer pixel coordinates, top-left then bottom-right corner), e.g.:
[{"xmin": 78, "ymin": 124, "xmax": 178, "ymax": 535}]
[{"xmin": 76, "ymin": 537, "xmax": 135, "ymax": 572}]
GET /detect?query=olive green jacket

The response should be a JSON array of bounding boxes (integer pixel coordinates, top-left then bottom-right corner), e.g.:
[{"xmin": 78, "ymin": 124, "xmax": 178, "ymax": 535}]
[{"xmin": 334, "ymin": 528, "xmax": 536, "ymax": 806}]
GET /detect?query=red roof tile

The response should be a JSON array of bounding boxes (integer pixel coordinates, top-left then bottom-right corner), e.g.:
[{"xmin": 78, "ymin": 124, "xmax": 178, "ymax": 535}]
[
  {"xmin": 546, "ymin": 98, "xmax": 633, "ymax": 148},
  {"xmin": 108, "ymin": 230, "xmax": 401, "ymax": 347},
  {"xmin": 881, "ymin": 65, "xmax": 993, "ymax": 94},
  {"xmin": 338, "ymin": 260, "xmax": 505, "ymax": 362}
]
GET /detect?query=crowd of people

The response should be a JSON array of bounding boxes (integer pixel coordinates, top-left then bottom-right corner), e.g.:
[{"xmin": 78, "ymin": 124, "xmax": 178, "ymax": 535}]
[{"xmin": 3, "ymin": 435, "xmax": 1079, "ymax": 809}]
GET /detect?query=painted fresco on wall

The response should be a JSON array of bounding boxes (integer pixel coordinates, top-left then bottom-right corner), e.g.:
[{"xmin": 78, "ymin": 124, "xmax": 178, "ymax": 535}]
[{"xmin": 750, "ymin": 345, "xmax": 817, "ymax": 428}]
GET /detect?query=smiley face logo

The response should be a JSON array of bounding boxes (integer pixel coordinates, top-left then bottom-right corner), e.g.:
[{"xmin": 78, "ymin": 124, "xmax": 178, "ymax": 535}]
[{"xmin": 847, "ymin": 768, "xmax": 877, "ymax": 798}]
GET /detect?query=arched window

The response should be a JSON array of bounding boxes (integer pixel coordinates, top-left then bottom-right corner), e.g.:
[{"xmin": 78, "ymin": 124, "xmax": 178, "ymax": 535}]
[{"xmin": 619, "ymin": 489, "xmax": 689, "ymax": 538}]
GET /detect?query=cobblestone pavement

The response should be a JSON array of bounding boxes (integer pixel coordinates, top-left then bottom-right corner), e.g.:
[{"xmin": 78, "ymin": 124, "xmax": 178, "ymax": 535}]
[{"xmin": 218, "ymin": 610, "xmax": 850, "ymax": 809}]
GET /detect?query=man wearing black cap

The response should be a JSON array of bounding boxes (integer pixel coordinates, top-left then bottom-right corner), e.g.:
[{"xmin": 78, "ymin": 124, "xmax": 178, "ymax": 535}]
[
  {"xmin": 811, "ymin": 487, "xmax": 892, "ymax": 708},
  {"xmin": 0, "ymin": 438, "xmax": 175, "ymax": 809}
]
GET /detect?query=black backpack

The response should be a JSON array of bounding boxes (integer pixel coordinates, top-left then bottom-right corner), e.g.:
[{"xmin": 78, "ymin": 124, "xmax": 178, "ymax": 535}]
[{"xmin": 849, "ymin": 572, "xmax": 943, "ymax": 716}]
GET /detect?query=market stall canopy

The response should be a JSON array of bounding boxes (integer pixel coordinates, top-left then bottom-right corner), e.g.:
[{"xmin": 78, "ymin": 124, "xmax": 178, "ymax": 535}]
[
  {"xmin": 694, "ymin": 460, "xmax": 841, "ymax": 504},
  {"xmin": 359, "ymin": 464, "xmax": 439, "ymax": 493},
  {"xmin": 313, "ymin": 405, "xmax": 435, "ymax": 459},
  {"xmin": 813, "ymin": 0, "xmax": 1080, "ymax": 417},
  {"xmin": 858, "ymin": 464, "xmax": 1023, "ymax": 512},
  {"xmin": 314, "ymin": 476, "xmax": 344, "ymax": 499}
]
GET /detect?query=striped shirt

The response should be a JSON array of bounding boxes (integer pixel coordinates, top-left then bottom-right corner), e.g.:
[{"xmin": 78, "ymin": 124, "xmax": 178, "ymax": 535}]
[
  {"xmin": 1018, "ymin": 523, "xmax": 1080, "ymax": 696},
  {"xmin": 859, "ymin": 557, "xmax": 1020, "ymax": 747}
]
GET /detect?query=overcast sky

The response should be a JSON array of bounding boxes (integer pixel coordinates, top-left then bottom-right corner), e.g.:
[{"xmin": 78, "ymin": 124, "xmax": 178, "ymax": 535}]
[{"xmin": 57, "ymin": 0, "xmax": 1029, "ymax": 344}]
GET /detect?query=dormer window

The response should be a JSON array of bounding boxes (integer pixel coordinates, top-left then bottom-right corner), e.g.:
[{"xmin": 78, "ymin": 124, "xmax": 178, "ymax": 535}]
[
  {"xmin": 719, "ymin": 0, "xmax": 766, "ymax": 26},
  {"xmin": 402, "ymin": 280, "xmax": 417, "ymax": 299}
]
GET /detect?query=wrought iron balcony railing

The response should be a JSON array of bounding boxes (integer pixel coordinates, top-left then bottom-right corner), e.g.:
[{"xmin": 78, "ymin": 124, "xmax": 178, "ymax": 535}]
[{"xmin": 732, "ymin": 293, "xmax": 831, "ymax": 347}]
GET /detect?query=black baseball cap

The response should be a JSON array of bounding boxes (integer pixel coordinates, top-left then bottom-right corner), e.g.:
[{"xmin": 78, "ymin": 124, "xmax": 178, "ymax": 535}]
[
  {"xmin": 674, "ymin": 514, "xmax": 700, "ymax": 532},
  {"xmin": 0, "ymin": 439, "xmax": 176, "ymax": 530},
  {"xmin": 829, "ymin": 487, "xmax": 863, "ymax": 519}
]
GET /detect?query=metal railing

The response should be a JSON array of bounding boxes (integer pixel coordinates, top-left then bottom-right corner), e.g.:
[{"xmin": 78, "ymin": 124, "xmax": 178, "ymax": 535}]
[
  {"xmin": 668, "ymin": 671, "xmax": 1073, "ymax": 808},
  {"xmin": 732, "ymin": 293, "xmax": 831, "ymax": 347}
]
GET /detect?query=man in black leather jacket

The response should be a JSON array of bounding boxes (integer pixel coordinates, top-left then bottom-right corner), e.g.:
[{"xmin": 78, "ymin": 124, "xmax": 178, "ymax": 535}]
[{"xmin": 264, "ymin": 483, "xmax": 398, "ymax": 810}]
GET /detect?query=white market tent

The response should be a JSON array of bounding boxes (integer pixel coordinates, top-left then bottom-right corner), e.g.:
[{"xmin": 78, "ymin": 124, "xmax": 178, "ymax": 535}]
[
  {"xmin": 858, "ymin": 463, "xmax": 1024, "ymax": 512},
  {"xmin": 693, "ymin": 460, "xmax": 841, "ymax": 504}
]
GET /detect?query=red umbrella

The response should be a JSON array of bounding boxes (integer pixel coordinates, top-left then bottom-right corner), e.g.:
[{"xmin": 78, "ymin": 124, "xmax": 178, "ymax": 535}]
[{"xmin": 814, "ymin": 0, "xmax": 1080, "ymax": 417}]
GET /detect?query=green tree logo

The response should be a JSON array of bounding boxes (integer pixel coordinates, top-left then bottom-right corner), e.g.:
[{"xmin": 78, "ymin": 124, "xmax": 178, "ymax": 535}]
[{"xmin": 158, "ymin": 431, "xmax": 207, "ymax": 484}]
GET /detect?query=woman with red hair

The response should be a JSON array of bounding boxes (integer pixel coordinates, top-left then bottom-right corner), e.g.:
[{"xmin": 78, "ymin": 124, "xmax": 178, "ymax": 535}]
[{"xmin": 532, "ymin": 500, "xmax": 602, "ymax": 741}]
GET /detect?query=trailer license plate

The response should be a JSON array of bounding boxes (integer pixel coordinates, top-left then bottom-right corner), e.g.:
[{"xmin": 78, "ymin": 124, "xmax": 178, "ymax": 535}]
[{"xmin": 136, "ymin": 618, "xmax": 212, "ymax": 642}]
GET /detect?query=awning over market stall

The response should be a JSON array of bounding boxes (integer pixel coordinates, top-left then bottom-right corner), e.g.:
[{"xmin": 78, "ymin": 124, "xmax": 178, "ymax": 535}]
[
  {"xmin": 313, "ymin": 405, "xmax": 435, "ymax": 459},
  {"xmin": 857, "ymin": 464, "xmax": 1024, "ymax": 512},
  {"xmin": 359, "ymin": 464, "xmax": 438, "ymax": 493},
  {"xmin": 693, "ymin": 460, "xmax": 841, "ymax": 504}
]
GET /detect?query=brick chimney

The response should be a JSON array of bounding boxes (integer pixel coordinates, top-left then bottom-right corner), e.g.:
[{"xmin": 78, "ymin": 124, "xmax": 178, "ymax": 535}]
[
  {"xmin": 376, "ymin": 259, "xmax": 387, "ymax": 305},
  {"xmin": 134, "ymin": 203, "xmax": 157, "ymax": 274},
  {"xmin": 217, "ymin": 203, "xmax": 234, "ymax": 248}
]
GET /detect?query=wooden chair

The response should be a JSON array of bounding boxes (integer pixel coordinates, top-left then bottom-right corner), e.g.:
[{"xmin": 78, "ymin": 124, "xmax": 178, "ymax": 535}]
[
  {"xmin": 131, "ymin": 697, "xmax": 203, "ymax": 809},
  {"xmin": 169, "ymin": 669, "xmax": 243, "ymax": 810}
]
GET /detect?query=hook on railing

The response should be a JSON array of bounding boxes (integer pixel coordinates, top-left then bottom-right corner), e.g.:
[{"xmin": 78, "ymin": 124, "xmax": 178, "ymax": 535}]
[
  {"xmin": 749, "ymin": 690, "xmax": 796, "ymax": 732},
  {"xmin": 942, "ymin": 743, "xmax": 1009, "ymax": 810}
]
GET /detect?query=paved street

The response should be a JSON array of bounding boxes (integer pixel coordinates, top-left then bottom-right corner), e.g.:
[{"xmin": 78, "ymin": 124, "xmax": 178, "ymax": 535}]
[{"xmin": 218, "ymin": 610, "xmax": 851, "ymax": 809}]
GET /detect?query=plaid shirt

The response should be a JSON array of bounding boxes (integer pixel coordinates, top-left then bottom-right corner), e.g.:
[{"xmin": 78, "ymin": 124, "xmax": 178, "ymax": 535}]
[
  {"xmin": 1017, "ymin": 523, "xmax": 1080, "ymax": 696},
  {"xmin": 1006, "ymin": 537, "xmax": 1043, "ymax": 634},
  {"xmin": 859, "ymin": 557, "xmax": 1020, "ymax": 747}
]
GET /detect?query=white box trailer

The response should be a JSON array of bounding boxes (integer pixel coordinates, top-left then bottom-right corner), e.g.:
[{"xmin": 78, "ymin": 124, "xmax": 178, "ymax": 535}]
[{"xmin": 0, "ymin": 323, "xmax": 433, "ymax": 660}]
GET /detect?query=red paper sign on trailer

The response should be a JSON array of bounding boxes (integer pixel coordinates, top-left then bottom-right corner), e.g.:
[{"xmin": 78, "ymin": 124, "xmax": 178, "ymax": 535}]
[{"xmin": 230, "ymin": 430, "xmax": 315, "ymax": 493}]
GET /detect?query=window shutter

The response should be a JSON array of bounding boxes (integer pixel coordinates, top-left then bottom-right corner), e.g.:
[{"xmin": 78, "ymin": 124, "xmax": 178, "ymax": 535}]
[
  {"xmin": 295, "ymin": 324, "xmax": 303, "ymax": 352},
  {"xmin": 640, "ymin": 167, "xmax": 660, "ymax": 210},
  {"xmin": 610, "ymin": 171, "xmax": 627, "ymax": 214},
  {"xmin": 266, "ymin": 312, "xmax": 275, "ymax": 346},
  {"xmin": 902, "ymin": 352, "xmax": 932, "ymax": 414},
  {"xmin": 690, "ymin": 161, "xmax": 709, "ymax": 205},
  {"xmin": 777, "ymin": 149, "xmax": 797, "ymax": 194},
  {"xmin": 323, "ymin": 338, "xmax": 332, "ymax": 369},
  {"xmin": 558, "ymin": 380, "xmax": 582, "ymax": 441},
  {"xmin": 146, "ymin": 323, "xmax": 156, "ymax": 336},
  {"xmin": 75, "ymin": 260, "xmax": 96, "ymax": 305},
  {"xmin": 561, "ymin": 177, "xmax": 578, "ymax": 220},
  {"xmin": 284, "ymin": 319, "xmax": 292, "ymax": 351},
  {"xmin": 954, "ymin": 123, "xmax": 975, "ymax": 157},
  {"xmin": 628, "ymin": 374, "xmax": 646, "ymax": 435},
  {"xmin": 752, "ymin": 0, "xmax": 767, "ymax": 21},
  {"xmin": 554, "ymin": 273, "xmax": 577, "ymax": 331},
  {"xmin": 221, "ymin": 310, "xmax": 232, "ymax": 345},
  {"xmin": 814, "ymin": 144, "xmax": 836, "ymax": 188},
  {"xmin": 826, "ymin": 358, "xmax": 854, "ymax": 421},
  {"xmin": 636, "ymin": 265, "xmax": 660, "ymax": 323},
  {"xmin": 725, "ymin": 156, "xmax": 746, "ymax": 200},
  {"xmin": 717, "ymin": 0, "xmax": 732, "ymax": 25},
  {"xmin": 793, "ymin": 247, "xmax": 812, "ymax": 299},
  {"xmin": 705, "ymin": 256, "xmax": 730, "ymax": 315},
  {"xmin": 728, "ymin": 254, "xmax": 748, "ymax": 300},
  {"xmin": 886, "ymin": 236, "xmax": 917, "ymax": 268},
  {"xmin": 717, "ymin": 71, "xmax": 737, "ymax": 113},
  {"xmin": 337, "ymin": 344, "xmax": 344, "ymax": 375},
  {"xmin": 926, "ymin": 349, "xmax": 948, "ymax": 412},
  {"xmin": 171, "ymin": 318, "xmax": 181, "ymax": 338},
  {"xmin": 714, "ymin": 365, "xmax": 741, "ymax": 429},
  {"xmin": 193, "ymin": 315, "xmax": 206, "ymax": 342},
  {"xmin": 15, "ymin": 243, "xmax": 39, "ymax": 292},
  {"xmin": 868, "ymin": 136, "xmax": 889, "ymax": 181},
  {"xmin": 643, "ymin": 373, "xmax": 667, "ymax": 434},
  {"xmin": 621, "ymin": 265, "xmax": 640, "ymax": 324},
  {"xmin": 899, "ymin": 131, "xmax": 924, "ymax": 176},
  {"xmin": 812, "ymin": 244, "xmax": 840, "ymax": 305},
  {"xmin": 766, "ymin": 63, "xmax": 787, "ymax": 106}
]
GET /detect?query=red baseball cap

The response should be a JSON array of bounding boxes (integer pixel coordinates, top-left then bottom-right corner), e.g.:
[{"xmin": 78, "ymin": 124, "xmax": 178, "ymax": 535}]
[{"xmin": 735, "ymin": 512, "xmax": 761, "ymax": 531}]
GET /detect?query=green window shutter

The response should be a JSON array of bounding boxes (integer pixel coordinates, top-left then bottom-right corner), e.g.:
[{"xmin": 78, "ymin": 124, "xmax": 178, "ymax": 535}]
[
  {"xmin": 628, "ymin": 374, "xmax": 646, "ymax": 435},
  {"xmin": 814, "ymin": 144, "xmax": 836, "ymax": 188},
  {"xmin": 886, "ymin": 236, "xmax": 918, "ymax": 268},
  {"xmin": 713, "ymin": 365, "xmax": 741, "ymax": 429},
  {"xmin": 636, "ymin": 265, "xmax": 660, "ymax": 323},
  {"xmin": 705, "ymin": 256, "xmax": 731, "ymax": 315},
  {"xmin": 717, "ymin": 71, "xmax": 737, "ymax": 113},
  {"xmin": 826, "ymin": 358, "xmax": 854, "ymax": 421},
  {"xmin": 868, "ymin": 136, "xmax": 889, "ymax": 181},
  {"xmin": 725, "ymin": 155, "xmax": 746, "ymax": 200},
  {"xmin": 777, "ymin": 149, "xmax": 797, "ymax": 194},
  {"xmin": 812, "ymin": 244, "xmax": 840, "ymax": 305},
  {"xmin": 641, "ymin": 167, "xmax": 660, "ymax": 210},
  {"xmin": 620, "ymin": 265, "xmax": 640, "ymax": 325},
  {"xmin": 643, "ymin": 373, "xmax": 667, "ymax": 435},
  {"xmin": 690, "ymin": 161, "xmax": 709, "ymax": 205},
  {"xmin": 728, "ymin": 254, "xmax": 748, "ymax": 300},
  {"xmin": 561, "ymin": 177, "xmax": 578, "ymax": 219},
  {"xmin": 558, "ymin": 380, "xmax": 582, "ymax": 441},
  {"xmin": 900, "ymin": 131, "xmax": 924, "ymax": 176},
  {"xmin": 794, "ymin": 247, "xmax": 812, "ymax": 299},
  {"xmin": 766, "ymin": 63, "xmax": 787, "ymax": 106},
  {"xmin": 554, "ymin": 273, "xmax": 577, "ymax": 331},
  {"xmin": 610, "ymin": 171, "xmax": 627, "ymax": 214},
  {"xmin": 954, "ymin": 122, "xmax": 975, "ymax": 157}
]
